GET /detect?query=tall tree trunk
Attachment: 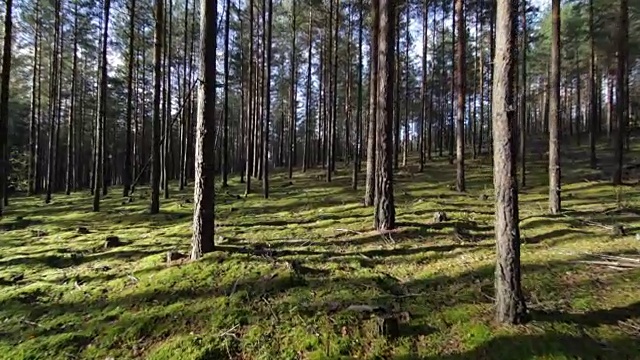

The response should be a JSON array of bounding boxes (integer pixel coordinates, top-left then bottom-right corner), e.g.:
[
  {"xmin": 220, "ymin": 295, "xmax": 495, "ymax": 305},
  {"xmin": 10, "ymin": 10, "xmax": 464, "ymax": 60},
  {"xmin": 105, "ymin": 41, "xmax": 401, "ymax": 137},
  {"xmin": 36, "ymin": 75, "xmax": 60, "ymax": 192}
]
[
  {"xmin": 0, "ymin": 0, "xmax": 12, "ymax": 213},
  {"xmin": 364, "ymin": 0, "xmax": 379, "ymax": 207},
  {"xmin": 303, "ymin": 11, "xmax": 312, "ymax": 173},
  {"xmin": 46, "ymin": 0, "xmax": 62, "ymax": 204},
  {"xmin": 222, "ymin": 0, "xmax": 230, "ymax": 187},
  {"xmin": 191, "ymin": 0, "xmax": 217, "ymax": 259},
  {"xmin": 478, "ymin": 14, "xmax": 485, "ymax": 156},
  {"xmin": 352, "ymin": 0, "xmax": 363, "ymax": 190},
  {"xmin": 455, "ymin": 0, "xmax": 466, "ymax": 192},
  {"xmin": 245, "ymin": 0, "xmax": 254, "ymax": 195},
  {"xmin": 419, "ymin": 0, "xmax": 428, "ymax": 172},
  {"xmin": 263, "ymin": 0, "xmax": 273, "ymax": 198},
  {"xmin": 612, "ymin": 0, "xmax": 628, "ymax": 185},
  {"xmin": 123, "ymin": 0, "xmax": 136, "ymax": 197},
  {"xmin": 548, "ymin": 0, "xmax": 561, "ymax": 214},
  {"xmin": 588, "ymin": 0, "xmax": 597, "ymax": 168},
  {"xmin": 374, "ymin": 0, "xmax": 395, "ymax": 231},
  {"xmin": 28, "ymin": 0, "xmax": 41, "ymax": 196},
  {"xmin": 402, "ymin": 3, "xmax": 409, "ymax": 168},
  {"xmin": 150, "ymin": 0, "xmax": 164, "ymax": 214},
  {"xmin": 519, "ymin": 0, "xmax": 527, "ymax": 188},
  {"xmin": 288, "ymin": 0, "xmax": 297, "ymax": 179},
  {"xmin": 163, "ymin": 0, "xmax": 173, "ymax": 199},
  {"xmin": 66, "ymin": 0, "xmax": 79, "ymax": 195},
  {"xmin": 179, "ymin": 0, "xmax": 190, "ymax": 190},
  {"xmin": 93, "ymin": 0, "xmax": 111, "ymax": 211},
  {"xmin": 493, "ymin": 0, "xmax": 527, "ymax": 324}
]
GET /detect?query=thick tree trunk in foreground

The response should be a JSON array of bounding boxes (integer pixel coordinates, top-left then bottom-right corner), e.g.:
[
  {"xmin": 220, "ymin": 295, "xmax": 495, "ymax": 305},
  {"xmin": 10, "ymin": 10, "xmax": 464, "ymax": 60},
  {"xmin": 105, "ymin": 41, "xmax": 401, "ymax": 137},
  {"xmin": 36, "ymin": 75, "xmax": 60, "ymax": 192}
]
[
  {"xmin": 191, "ymin": 0, "xmax": 217, "ymax": 260},
  {"xmin": 374, "ymin": 0, "xmax": 395, "ymax": 231},
  {"xmin": 493, "ymin": 0, "xmax": 527, "ymax": 325}
]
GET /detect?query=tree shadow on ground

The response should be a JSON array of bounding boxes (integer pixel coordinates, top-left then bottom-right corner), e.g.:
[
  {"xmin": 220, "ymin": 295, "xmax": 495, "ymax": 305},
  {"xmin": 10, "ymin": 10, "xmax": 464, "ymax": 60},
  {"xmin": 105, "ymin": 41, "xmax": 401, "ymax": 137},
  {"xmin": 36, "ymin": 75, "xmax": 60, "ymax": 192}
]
[{"xmin": 393, "ymin": 333, "xmax": 640, "ymax": 360}]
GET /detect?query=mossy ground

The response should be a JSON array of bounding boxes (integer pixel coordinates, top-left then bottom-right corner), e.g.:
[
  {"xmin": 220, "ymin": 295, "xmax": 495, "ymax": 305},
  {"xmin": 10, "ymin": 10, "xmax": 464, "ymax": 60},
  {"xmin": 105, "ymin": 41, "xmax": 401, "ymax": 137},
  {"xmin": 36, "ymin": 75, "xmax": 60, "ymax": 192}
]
[{"xmin": 1, "ymin": 139, "xmax": 640, "ymax": 360}]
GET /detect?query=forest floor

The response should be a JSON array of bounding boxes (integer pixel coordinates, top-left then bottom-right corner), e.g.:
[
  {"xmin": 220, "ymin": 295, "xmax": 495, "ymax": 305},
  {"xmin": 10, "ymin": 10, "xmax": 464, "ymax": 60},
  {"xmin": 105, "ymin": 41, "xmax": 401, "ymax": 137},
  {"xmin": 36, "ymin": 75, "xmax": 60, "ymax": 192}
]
[{"xmin": 2, "ymin": 139, "xmax": 640, "ymax": 360}]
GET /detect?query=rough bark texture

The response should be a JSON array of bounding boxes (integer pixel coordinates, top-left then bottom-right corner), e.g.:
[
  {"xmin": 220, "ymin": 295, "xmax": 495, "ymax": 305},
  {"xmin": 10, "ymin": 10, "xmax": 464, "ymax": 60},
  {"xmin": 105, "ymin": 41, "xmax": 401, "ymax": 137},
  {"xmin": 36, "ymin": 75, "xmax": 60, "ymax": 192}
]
[
  {"xmin": 548, "ymin": 0, "xmax": 561, "ymax": 214},
  {"xmin": 93, "ymin": 0, "xmax": 110, "ymax": 211},
  {"xmin": 519, "ymin": 0, "xmax": 527, "ymax": 188},
  {"xmin": 150, "ymin": 0, "xmax": 163, "ymax": 214},
  {"xmin": 123, "ymin": 0, "xmax": 136, "ymax": 197},
  {"xmin": 352, "ymin": 0, "xmax": 363, "ymax": 190},
  {"xmin": 374, "ymin": 0, "xmax": 395, "ymax": 231},
  {"xmin": 263, "ymin": 0, "xmax": 273, "ymax": 199},
  {"xmin": 28, "ymin": 0, "xmax": 40, "ymax": 196},
  {"xmin": 0, "ymin": 0, "xmax": 12, "ymax": 214},
  {"xmin": 588, "ymin": 0, "xmax": 597, "ymax": 168},
  {"xmin": 492, "ymin": 0, "xmax": 527, "ymax": 324},
  {"xmin": 612, "ymin": 0, "xmax": 627, "ymax": 186},
  {"xmin": 364, "ymin": 0, "xmax": 379, "ymax": 207},
  {"xmin": 455, "ymin": 0, "xmax": 465, "ymax": 192},
  {"xmin": 191, "ymin": 0, "xmax": 217, "ymax": 260}
]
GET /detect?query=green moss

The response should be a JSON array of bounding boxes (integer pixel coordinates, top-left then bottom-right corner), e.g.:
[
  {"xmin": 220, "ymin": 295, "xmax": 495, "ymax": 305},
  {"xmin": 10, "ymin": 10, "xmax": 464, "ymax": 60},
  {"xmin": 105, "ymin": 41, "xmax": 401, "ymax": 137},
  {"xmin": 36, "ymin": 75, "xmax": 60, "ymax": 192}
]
[{"xmin": 2, "ymin": 142, "xmax": 640, "ymax": 359}]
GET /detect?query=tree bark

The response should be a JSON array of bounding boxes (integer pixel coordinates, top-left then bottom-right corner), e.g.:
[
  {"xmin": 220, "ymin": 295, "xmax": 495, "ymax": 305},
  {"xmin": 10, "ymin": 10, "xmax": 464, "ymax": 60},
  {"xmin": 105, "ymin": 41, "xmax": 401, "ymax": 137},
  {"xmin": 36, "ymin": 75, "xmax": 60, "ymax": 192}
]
[
  {"xmin": 374, "ymin": 0, "xmax": 395, "ymax": 231},
  {"xmin": 150, "ymin": 0, "xmax": 164, "ymax": 214},
  {"xmin": 548, "ymin": 0, "xmax": 561, "ymax": 214},
  {"xmin": 191, "ymin": 0, "xmax": 217, "ymax": 259},
  {"xmin": 455, "ymin": 0, "xmax": 466, "ymax": 192},
  {"xmin": 28, "ymin": 0, "xmax": 40, "ymax": 196},
  {"xmin": 123, "ymin": 0, "xmax": 136, "ymax": 197},
  {"xmin": 493, "ymin": 0, "xmax": 527, "ymax": 324},
  {"xmin": 0, "ymin": 0, "xmax": 12, "ymax": 213},
  {"xmin": 612, "ymin": 0, "xmax": 628, "ymax": 185},
  {"xmin": 364, "ymin": 0, "xmax": 379, "ymax": 207},
  {"xmin": 588, "ymin": 0, "xmax": 597, "ymax": 168}
]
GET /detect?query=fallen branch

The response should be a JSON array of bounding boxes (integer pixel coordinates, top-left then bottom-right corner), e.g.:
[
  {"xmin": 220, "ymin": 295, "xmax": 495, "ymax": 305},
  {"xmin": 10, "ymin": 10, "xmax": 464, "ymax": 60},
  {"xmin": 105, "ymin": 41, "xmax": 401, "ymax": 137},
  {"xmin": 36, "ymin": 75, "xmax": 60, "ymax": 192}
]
[{"xmin": 572, "ymin": 260, "xmax": 640, "ymax": 269}]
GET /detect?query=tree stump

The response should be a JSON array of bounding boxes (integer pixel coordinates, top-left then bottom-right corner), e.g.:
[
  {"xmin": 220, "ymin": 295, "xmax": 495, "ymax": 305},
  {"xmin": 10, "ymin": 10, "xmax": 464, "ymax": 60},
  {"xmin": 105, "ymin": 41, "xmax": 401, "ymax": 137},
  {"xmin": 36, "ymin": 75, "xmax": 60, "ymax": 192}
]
[
  {"xmin": 433, "ymin": 211, "xmax": 448, "ymax": 223},
  {"xmin": 612, "ymin": 224, "xmax": 626, "ymax": 237},
  {"xmin": 375, "ymin": 314, "xmax": 399, "ymax": 340},
  {"xmin": 166, "ymin": 251, "xmax": 187, "ymax": 263},
  {"xmin": 104, "ymin": 236, "xmax": 122, "ymax": 249},
  {"xmin": 77, "ymin": 227, "xmax": 90, "ymax": 235}
]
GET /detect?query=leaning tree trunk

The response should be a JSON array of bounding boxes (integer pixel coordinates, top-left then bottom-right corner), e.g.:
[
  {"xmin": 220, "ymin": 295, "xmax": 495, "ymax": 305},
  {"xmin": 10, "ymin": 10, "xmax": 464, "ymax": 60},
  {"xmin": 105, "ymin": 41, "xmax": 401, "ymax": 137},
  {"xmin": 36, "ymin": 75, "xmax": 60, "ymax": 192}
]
[
  {"xmin": 190, "ymin": 0, "xmax": 217, "ymax": 260},
  {"xmin": 374, "ymin": 0, "xmax": 395, "ymax": 231},
  {"xmin": 493, "ymin": 0, "xmax": 527, "ymax": 325},
  {"xmin": 548, "ymin": 0, "xmax": 561, "ymax": 214}
]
